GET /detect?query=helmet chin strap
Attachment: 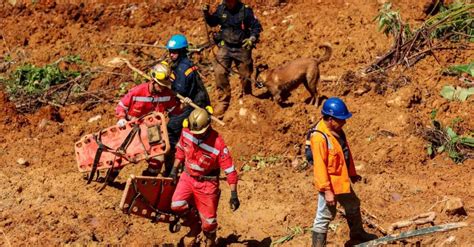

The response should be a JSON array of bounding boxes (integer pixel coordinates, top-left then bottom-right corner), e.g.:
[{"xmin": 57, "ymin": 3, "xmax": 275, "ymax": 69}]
[
  {"xmin": 196, "ymin": 128, "xmax": 211, "ymax": 144},
  {"xmin": 150, "ymin": 81, "xmax": 162, "ymax": 94}
]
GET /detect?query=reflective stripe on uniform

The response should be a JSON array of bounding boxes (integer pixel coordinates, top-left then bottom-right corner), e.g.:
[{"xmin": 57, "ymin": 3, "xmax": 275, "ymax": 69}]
[
  {"xmin": 184, "ymin": 66, "xmax": 198, "ymax": 77},
  {"xmin": 189, "ymin": 163, "xmax": 205, "ymax": 171},
  {"xmin": 199, "ymin": 213, "xmax": 217, "ymax": 224},
  {"xmin": 182, "ymin": 132, "xmax": 220, "ymax": 155},
  {"xmin": 171, "ymin": 200, "xmax": 188, "ymax": 208},
  {"xmin": 118, "ymin": 101, "xmax": 129, "ymax": 110},
  {"xmin": 132, "ymin": 96, "xmax": 171, "ymax": 103},
  {"xmin": 224, "ymin": 165, "xmax": 235, "ymax": 174},
  {"xmin": 166, "ymin": 106, "xmax": 177, "ymax": 114}
]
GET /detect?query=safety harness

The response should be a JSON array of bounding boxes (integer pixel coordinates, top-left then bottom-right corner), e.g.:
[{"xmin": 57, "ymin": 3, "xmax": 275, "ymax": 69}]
[{"xmin": 305, "ymin": 122, "xmax": 330, "ymax": 166}]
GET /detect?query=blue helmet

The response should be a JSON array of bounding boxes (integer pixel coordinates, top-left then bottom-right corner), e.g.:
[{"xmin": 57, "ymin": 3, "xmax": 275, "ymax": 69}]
[
  {"xmin": 321, "ymin": 97, "xmax": 352, "ymax": 120},
  {"xmin": 166, "ymin": 34, "xmax": 188, "ymax": 50}
]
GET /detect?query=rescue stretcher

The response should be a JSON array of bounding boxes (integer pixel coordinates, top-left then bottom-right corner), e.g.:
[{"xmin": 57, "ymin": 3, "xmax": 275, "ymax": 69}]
[
  {"xmin": 119, "ymin": 175, "xmax": 181, "ymax": 232},
  {"xmin": 74, "ymin": 112, "xmax": 170, "ymax": 182},
  {"xmin": 74, "ymin": 112, "xmax": 181, "ymax": 230}
]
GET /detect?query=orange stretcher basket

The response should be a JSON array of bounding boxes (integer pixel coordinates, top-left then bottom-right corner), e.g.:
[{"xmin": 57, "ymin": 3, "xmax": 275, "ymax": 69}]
[
  {"xmin": 74, "ymin": 112, "xmax": 170, "ymax": 173},
  {"xmin": 120, "ymin": 175, "xmax": 181, "ymax": 232}
]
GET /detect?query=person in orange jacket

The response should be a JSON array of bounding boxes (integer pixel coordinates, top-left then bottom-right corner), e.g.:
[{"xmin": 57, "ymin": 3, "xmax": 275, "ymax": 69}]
[{"xmin": 309, "ymin": 97, "xmax": 377, "ymax": 246}]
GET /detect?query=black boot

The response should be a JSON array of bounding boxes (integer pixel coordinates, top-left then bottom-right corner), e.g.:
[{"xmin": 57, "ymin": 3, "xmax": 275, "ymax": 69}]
[
  {"xmin": 312, "ymin": 231, "xmax": 327, "ymax": 247},
  {"xmin": 203, "ymin": 231, "xmax": 217, "ymax": 247},
  {"xmin": 141, "ymin": 166, "xmax": 159, "ymax": 177},
  {"xmin": 107, "ymin": 169, "xmax": 120, "ymax": 183},
  {"xmin": 347, "ymin": 211, "xmax": 378, "ymax": 242}
]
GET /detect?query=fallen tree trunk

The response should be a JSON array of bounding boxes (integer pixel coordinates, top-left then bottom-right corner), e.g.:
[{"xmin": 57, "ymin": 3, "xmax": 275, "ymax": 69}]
[{"xmin": 355, "ymin": 222, "xmax": 469, "ymax": 247}]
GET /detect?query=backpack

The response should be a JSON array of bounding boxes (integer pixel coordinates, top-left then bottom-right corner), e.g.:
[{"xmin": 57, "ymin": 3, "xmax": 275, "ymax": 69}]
[{"xmin": 305, "ymin": 125, "xmax": 329, "ymax": 165}]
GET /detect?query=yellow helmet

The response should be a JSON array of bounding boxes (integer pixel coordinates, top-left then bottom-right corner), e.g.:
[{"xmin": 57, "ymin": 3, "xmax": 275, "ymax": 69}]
[
  {"xmin": 185, "ymin": 108, "xmax": 211, "ymax": 134},
  {"xmin": 150, "ymin": 61, "xmax": 171, "ymax": 88}
]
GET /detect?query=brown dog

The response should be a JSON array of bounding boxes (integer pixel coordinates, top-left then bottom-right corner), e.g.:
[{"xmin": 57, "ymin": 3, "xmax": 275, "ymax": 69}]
[{"xmin": 255, "ymin": 43, "xmax": 332, "ymax": 106}]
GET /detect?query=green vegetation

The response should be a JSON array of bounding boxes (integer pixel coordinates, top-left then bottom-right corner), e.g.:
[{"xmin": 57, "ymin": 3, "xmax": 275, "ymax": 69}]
[
  {"xmin": 271, "ymin": 226, "xmax": 310, "ymax": 246},
  {"xmin": 374, "ymin": 3, "xmax": 412, "ymax": 41},
  {"xmin": 240, "ymin": 155, "xmax": 283, "ymax": 172},
  {"xmin": 375, "ymin": 1, "xmax": 473, "ymax": 42},
  {"xmin": 444, "ymin": 62, "xmax": 474, "ymax": 76},
  {"xmin": 425, "ymin": 119, "xmax": 474, "ymax": 163},
  {"xmin": 369, "ymin": 1, "xmax": 473, "ymax": 72},
  {"xmin": 2, "ymin": 63, "xmax": 80, "ymax": 98},
  {"xmin": 425, "ymin": 1, "xmax": 474, "ymax": 41},
  {"xmin": 440, "ymin": 85, "xmax": 474, "ymax": 101},
  {"xmin": 0, "ymin": 55, "xmax": 92, "ymax": 112}
]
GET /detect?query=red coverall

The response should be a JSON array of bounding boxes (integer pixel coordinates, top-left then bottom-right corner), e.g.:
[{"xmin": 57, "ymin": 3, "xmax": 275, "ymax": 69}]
[
  {"xmin": 115, "ymin": 82, "xmax": 182, "ymax": 170},
  {"xmin": 171, "ymin": 128, "xmax": 238, "ymax": 233},
  {"xmin": 115, "ymin": 82, "xmax": 181, "ymax": 119}
]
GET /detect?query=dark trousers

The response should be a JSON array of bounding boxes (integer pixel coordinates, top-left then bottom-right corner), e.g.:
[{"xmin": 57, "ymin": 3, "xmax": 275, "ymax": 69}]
[
  {"xmin": 214, "ymin": 46, "xmax": 253, "ymax": 106},
  {"xmin": 165, "ymin": 107, "xmax": 193, "ymax": 176}
]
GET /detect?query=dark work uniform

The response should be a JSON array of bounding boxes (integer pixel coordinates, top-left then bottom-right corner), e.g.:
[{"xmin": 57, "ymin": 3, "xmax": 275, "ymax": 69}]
[
  {"xmin": 166, "ymin": 55, "xmax": 210, "ymax": 175},
  {"xmin": 204, "ymin": 1, "xmax": 262, "ymax": 114},
  {"xmin": 168, "ymin": 55, "xmax": 210, "ymax": 147}
]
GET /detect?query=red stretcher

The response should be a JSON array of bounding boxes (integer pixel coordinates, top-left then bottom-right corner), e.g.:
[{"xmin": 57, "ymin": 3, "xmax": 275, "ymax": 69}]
[
  {"xmin": 74, "ymin": 112, "xmax": 170, "ymax": 174},
  {"xmin": 119, "ymin": 175, "xmax": 181, "ymax": 232}
]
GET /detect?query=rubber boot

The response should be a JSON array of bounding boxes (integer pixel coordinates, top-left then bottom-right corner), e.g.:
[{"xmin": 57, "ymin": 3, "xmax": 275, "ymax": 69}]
[
  {"xmin": 240, "ymin": 78, "xmax": 253, "ymax": 97},
  {"xmin": 180, "ymin": 209, "xmax": 202, "ymax": 247},
  {"xmin": 203, "ymin": 231, "xmax": 217, "ymax": 247},
  {"xmin": 312, "ymin": 231, "xmax": 327, "ymax": 247},
  {"xmin": 141, "ymin": 166, "xmax": 160, "ymax": 177},
  {"xmin": 347, "ymin": 211, "xmax": 378, "ymax": 242},
  {"xmin": 163, "ymin": 152, "xmax": 175, "ymax": 177},
  {"xmin": 181, "ymin": 221, "xmax": 201, "ymax": 247}
]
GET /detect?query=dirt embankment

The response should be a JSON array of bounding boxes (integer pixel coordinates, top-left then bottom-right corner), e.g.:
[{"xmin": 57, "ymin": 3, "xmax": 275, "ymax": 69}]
[{"xmin": 0, "ymin": 0, "xmax": 472, "ymax": 246}]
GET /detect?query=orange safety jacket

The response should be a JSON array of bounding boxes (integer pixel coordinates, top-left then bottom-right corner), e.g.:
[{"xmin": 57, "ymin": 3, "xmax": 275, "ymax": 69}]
[{"xmin": 309, "ymin": 120, "xmax": 357, "ymax": 194}]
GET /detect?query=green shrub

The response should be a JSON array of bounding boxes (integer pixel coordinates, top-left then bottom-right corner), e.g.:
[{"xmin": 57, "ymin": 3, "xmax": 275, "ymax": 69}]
[{"xmin": 1, "ymin": 63, "xmax": 80, "ymax": 99}]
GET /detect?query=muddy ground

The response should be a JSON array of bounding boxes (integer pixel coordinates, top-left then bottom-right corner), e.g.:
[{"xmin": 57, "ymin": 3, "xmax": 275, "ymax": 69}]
[{"xmin": 0, "ymin": 0, "xmax": 473, "ymax": 246}]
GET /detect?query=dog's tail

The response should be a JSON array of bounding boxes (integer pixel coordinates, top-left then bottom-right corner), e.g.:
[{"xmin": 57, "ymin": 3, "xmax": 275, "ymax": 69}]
[{"xmin": 315, "ymin": 42, "xmax": 332, "ymax": 64}]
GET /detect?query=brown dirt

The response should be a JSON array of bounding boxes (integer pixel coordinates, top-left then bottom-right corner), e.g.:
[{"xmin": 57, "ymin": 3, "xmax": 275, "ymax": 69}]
[{"xmin": 0, "ymin": 0, "xmax": 473, "ymax": 246}]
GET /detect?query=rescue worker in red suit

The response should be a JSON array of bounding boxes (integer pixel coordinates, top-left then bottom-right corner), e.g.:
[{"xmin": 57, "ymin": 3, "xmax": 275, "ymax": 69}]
[
  {"xmin": 112, "ymin": 61, "xmax": 186, "ymax": 180},
  {"xmin": 169, "ymin": 108, "xmax": 240, "ymax": 247}
]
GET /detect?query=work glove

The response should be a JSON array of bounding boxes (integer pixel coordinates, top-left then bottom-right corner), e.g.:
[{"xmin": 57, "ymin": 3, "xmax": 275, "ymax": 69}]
[
  {"xmin": 229, "ymin": 191, "xmax": 240, "ymax": 211},
  {"xmin": 117, "ymin": 118, "xmax": 127, "ymax": 128},
  {"xmin": 242, "ymin": 36, "xmax": 256, "ymax": 50},
  {"xmin": 169, "ymin": 166, "xmax": 178, "ymax": 185},
  {"xmin": 202, "ymin": 4, "xmax": 210, "ymax": 13},
  {"xmin": 181, "ymin": 97, "xmax": 193, "ymax": 106}
]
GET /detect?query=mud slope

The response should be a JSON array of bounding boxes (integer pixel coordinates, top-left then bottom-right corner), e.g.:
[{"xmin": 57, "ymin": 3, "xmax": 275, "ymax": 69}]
[{"xmin": 0, "ymin": 0, "xmax": 472, "ymax": 246}]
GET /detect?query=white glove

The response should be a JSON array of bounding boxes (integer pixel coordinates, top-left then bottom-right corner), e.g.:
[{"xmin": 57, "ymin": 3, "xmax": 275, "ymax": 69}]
[
  {"xmin": 117, "ymin": 118, "xmax": 127, "ymax": 127},
  {"xmin": 181, "ymin": 97, "xmax": 193, "ymax": 106}
]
